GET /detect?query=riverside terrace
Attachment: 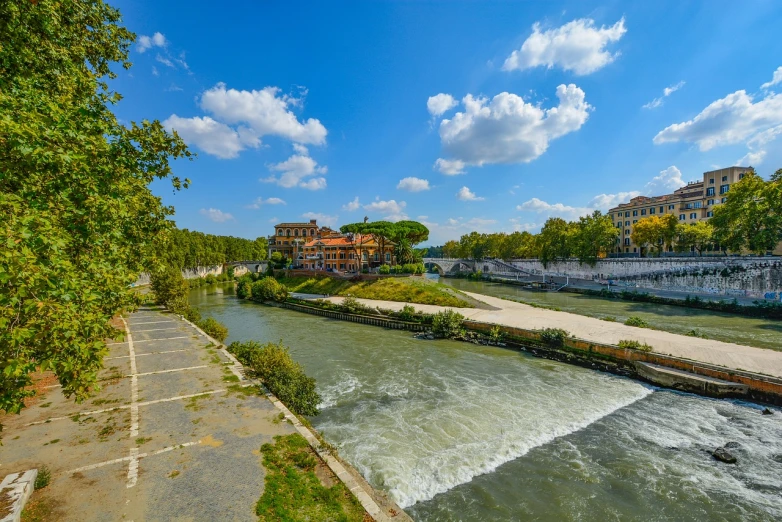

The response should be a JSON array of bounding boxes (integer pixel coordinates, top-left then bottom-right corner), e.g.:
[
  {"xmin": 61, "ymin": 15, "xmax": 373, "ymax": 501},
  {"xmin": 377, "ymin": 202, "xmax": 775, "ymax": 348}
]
[{"xmin": 0, "ymin": 307, "xmax": 296, "ymax": 521}]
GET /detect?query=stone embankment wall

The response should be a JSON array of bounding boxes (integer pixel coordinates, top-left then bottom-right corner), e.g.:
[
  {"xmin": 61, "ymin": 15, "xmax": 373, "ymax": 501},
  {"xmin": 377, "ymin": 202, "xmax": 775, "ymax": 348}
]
[
  {"xmin": 508, "ymin": 257, "xmax": 782, "ymax": 298},
  {"xmin": 132, "ymin": 262, "xmax": 269, "ymax": 287}
]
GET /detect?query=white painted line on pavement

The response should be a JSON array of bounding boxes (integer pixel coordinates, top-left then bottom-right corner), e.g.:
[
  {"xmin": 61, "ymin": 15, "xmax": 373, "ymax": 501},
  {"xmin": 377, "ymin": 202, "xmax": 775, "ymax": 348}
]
[
  {"xmin": 122, "ymin": 316, "xmax": 141, "ymax": 489},
  {"xmin": 24, "ymin": 390, "xmax": 227, "ymax": 426},
  {"xmin": 105, "ymin": 349, "xmax": 191, "ymax": 361},
  {"xmin": 66, "ymin": 440, "xmax": 202, "ymax": 475},
  {"xmin": 130, "ymin": 327, "xmax": 183, "ymax": 333},
  {"xmin": 126, "ymin": 320, "xmax": 178, "ymax": 326},
  {"xmin": 128, "ymin": 365, "xmax": 208, "ymax": 377},
  {"xmin": 107, "ymin": 336, "xmax": 190, "ymax": 346}
]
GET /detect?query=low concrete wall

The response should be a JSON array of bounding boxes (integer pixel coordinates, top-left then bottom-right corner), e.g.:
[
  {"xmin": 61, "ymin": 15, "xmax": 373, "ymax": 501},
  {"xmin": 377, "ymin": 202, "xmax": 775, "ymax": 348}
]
[
  {"xmin": 276, "ymin": 301, "xmax": 427, "ymax": 331},
  {"xmin": 133, "ymin": 265, "xmax": 225, "ymax": 287}
]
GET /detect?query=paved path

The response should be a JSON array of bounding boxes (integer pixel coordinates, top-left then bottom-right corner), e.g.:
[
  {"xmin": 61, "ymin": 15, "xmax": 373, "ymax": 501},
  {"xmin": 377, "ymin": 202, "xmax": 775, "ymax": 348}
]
[
  {"xmin": 296, "ymin": 292, "xmax": 782, "ymax": 379},
  {"xmin": 1, "ymin": 306, "xmax": 294, "ymax": 521}
]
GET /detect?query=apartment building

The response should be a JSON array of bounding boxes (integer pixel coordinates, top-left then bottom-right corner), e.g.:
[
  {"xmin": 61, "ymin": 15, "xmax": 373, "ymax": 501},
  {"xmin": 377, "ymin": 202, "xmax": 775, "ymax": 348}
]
[
  {"xmin": 267, "ymin": 219, "xmax": 322, "ymax": 260},
  {"xmin": 608, "ymin": 166, "xmax": 752, "ymax": 254}
]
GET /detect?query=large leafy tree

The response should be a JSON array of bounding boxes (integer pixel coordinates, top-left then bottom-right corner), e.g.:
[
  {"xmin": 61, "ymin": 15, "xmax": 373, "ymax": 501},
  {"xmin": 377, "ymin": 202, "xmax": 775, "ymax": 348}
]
[
  {"xmin": 340, "ymin": 220, "xmax": 430, "ymax": 265},
  {"xmin": 571, "ymin": 211, "xmax": 619, "ymax": 266},
  {"xmin": 630, "ymin": 214, "xmax": 678, "ymax": 256},
  {"xmin": 711, "ymin": 170, "xmax": 782, "ymax": 254},
  {"xmin": 675, "ymin": 221, "xmax": 714, "ymax": 256},
  {"xmin": 537, "ymin": 218, "xmax": 574, "ymax": 267},
  {"xmin": 1, "ymin": 0, "xmax": 192, "ymax": 428}
]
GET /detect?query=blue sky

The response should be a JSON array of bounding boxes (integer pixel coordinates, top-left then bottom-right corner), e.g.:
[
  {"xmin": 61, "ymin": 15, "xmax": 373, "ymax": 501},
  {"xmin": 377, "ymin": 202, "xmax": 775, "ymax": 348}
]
[{"xmin": 112, "ymin": 0, "xmax": 782, "ymax": 245}]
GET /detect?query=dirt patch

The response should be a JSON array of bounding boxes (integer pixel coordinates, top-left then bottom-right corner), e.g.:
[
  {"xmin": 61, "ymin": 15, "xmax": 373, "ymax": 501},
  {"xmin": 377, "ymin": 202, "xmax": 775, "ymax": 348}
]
[{"xmin": 20, "ymin": 489, "xmax": 63, "ymax": 522}]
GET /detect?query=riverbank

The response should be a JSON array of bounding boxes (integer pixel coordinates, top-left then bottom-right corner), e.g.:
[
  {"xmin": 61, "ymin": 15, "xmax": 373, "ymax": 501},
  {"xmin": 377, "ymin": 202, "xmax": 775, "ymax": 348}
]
[
  {"xmin": 281, "ymin": 291, "xmax": 782, "ymax": 404},
  {"xmin": 276, "ymin": 275, "xmax": 482, "ymax": 308}
]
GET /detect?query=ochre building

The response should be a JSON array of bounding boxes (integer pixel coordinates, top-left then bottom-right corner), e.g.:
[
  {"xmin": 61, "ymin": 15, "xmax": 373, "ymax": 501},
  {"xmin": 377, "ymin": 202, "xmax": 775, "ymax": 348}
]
[{"xmin": 608, "ymin": 166, "xmax": 752, "ymax": 254}]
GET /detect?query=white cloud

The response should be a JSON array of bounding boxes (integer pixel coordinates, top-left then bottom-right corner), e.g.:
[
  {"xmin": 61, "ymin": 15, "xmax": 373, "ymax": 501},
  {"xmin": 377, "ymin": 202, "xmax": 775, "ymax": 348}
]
[
  {"xmin": 199, "ymin": 83, "xmax": 327, "ymax": 145},
  {"xmin": 397, "ymin": 177, "xmax": 430, "ymax": 192},
  {"xmin": 516, "ymin": 166, "xmax": 687, "ymax": 221},
  {"xmin": 342, "ymin": 197, "xmax": 361, "ymax": 211},
  {"xmin": 200, "ymin": 208, "xmax": 234, "ymax": 223},
  {"xmin": 137, "ymin": 32, "xmax": 166, "ymax": 53},
  {"xmin": 164, "ymin": 115, "xmax": 258, "ymax": 159},
  {"xmin": 269, "ymin": 217, "xmax": 279, "ymax": 223},
  {"xmin": 152, "ymin": 66, "xmax": 159, "ymax": 76},
  {"xmin": 302, "ymin": 212, "xmax": 338, "ymax": 228},
  {"xmin": 435, "ymin": 84, "xmax": 591, "ymax": 167},
  {"xmin": 457, "ymin": 186, "xmax": 484, "ymax": 201},
  {"xmin": 643, "ymin": 166, "xmax": 686, "ymax": 194},
  {"xmin": 509, "ymin": 218, "xmax": 541, "ymax": 233},
  {"xmin": 761, "ymin": 66, "xmax": 782, "ymax": 90},
  {"xmin": 653, "ymin": 89, "xmax": 782, "ymax": 152},
  {"xmin": 502, "ymin": 18, "xmax": 626, "ymax": 76},
  {"xmin": 263, "ymin": 154, "xmax": 328, "ymax": 190},
  {"xmin": 434, "ymin": 158, "xmax": 466, "ymax": 175},
  {"xmin": 246, "ymin": 197, "xmax": 286, "ymax": 209},
  {"xmin": 155, "ymin": 53, "xmax": 175, "ymax": 68},
  {"xmin": 363, "ymin": 199, "xmax": 408, "ymax": 221},
  {"xmin": 427, "ymin": 94, "xmax": 458, "ymax": 117},
  {"xmin": 643, "ymin": 81, "xmax": 685, "ymax": 110},
  {"xmin": 419, "ymin": 216, "xmax": 498, "ymax": 244},
  {"xmin": 736, "ymin": 125, "xmax": 782, "ymax": 166},
  {"xmin": 165, "ymin": 83, "xmax": 327, "ymax": 159}
]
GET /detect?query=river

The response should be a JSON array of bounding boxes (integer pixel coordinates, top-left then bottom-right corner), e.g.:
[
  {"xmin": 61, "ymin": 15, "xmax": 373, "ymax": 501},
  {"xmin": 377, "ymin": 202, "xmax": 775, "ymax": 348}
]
[
  {"xmin": 190, "ymin": 284, "xmax": 782, "ymax": 521},
  {"xmin": 437, "ymin": 276, "xmax": 782, "ymax": 351}
]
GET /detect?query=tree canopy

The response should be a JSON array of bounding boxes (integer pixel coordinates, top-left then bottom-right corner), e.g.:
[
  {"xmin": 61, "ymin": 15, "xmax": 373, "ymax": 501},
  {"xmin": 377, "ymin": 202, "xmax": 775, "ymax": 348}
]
[
  {"xmin": 630, "ymin": 214, "xmax": 678, "ymax": 256},
  {"xmin": 155, "ymin": 228, "xmax": 268, "ymax": 269},
  {"xmin": 711, "ymin": 169, "xmax": 782, "ymax": 254},
  {"xmin": 1, "ymin": 0, "xmax": 192, "ymax": 427}
]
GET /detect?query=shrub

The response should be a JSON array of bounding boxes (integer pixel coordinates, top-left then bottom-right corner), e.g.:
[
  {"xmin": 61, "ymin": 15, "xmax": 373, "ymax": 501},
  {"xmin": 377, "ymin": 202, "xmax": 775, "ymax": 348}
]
[
  {"xmin": 226, "ymin": 266, "xmax": 235, "ymax": 279},
  {"xmin": 237, "ymin": 281, "xmax": 253, "ymax": 300},
  {"xmin": 685, "ymin": 329, "xmax": 708, "ymax": 338},
  {"xmin": 431, "ymin": 309, "xmax": 465, "ymax": 339},
  {"xmin": 488, "ymin": 325, "xmax": 504, "ymax": 343},
  {"xmin": 397, "ymin": 304, "xmax": 418, "ymax": 322},
  {"xmin": 600, "ymin": 316, "xmax": 617, "ymax": 322},
  {"xmin": 204, "ymin": 274, "xmax": 217, "ymax": 285},
  {"xmin": 378, "ymin": 264, "xmax": 391, "ymax": 275},
  {"xmin": 618, "ymin": 339, "xmax": 653, "ymax": 352},
  {"xmin": 198, "ymin": 317, "xmax": 228, "ymax": 343},
  {"xmin": 339, "ymin": 296, "xmax": 374, "ymax": 315},
  {"xmin": 251, "ymin": 277, "xmax": 289, "ymax": 302},
  {"xmin": 150, "ymin": 266, "xmax": 189, "ymax": 313},
  {"xmin": 540, "ymin": 328, "xmax": 569, "ymax": 347},
  {"xmin": 468, "ymin": 270, "xmax": 483, "ymax": 281},
  {"xmin": 227, "ymin": 341, "xmax": 321, "ymax": 416},
  {"xmin": 34, "ymin": 465, "xmax": 51, "ymax": 489},
  {"xmin": 624, "ymin": 316, "xmax": 650, "ymax": 328},
  {"xmin": 183, "ymin": 306, "xmax": 202, "ymax": 324},
  {"xmin": 265, "ymin": 262, "xmax": 275, "ymax": 277}
]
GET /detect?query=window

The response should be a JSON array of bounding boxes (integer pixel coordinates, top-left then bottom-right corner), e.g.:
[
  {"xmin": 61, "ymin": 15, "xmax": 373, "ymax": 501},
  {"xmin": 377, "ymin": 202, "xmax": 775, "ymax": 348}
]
[
  {"xmin": 632, "ymin": 210, "xmax": 638, "ymax": 216},
  {"xmin": 625, "ymin": 221, "xmax": 629, "ymax": 226},
  {"xmin": 693, "ymin": 201, "xmax": 702, "ymax": 208},
  {"xmin": 668, "ymin": 205, "xmax": 675, "ymax": 210},
  {"xmin": 286, "ymin": 229, "xmax": 291, "ymax": 237},
  {"xmin": 310, "ymin": 229, "xmax": 316, "ymax": 236},
  {"xmin": 720, "ymin": 184, "xmax": 729, "ymax": 194},
  {"xmin": 625, "ymin": 211, "xmax": 630, "ymax": 217},
  {"xmin": 709, "ymin": 179, "xmax": 715, "ymax": 184},
  {"xmin": 706, "ymin": 211, "xmax": 713, "ymax": 217},
  {"xmin": 706, "ymin": 187, "xmax": 715, "ymax": 196},
  {"xmin": 685, "ymin": 203, "xmax": 693, "ymax": 209},
  {"xmin": 649, "ymin": 208, "xmax": 655, "ymax": 214},
  {"xmin": 633, "ymin": 220, "xmax": 637, "ymax": 224},
  {"xmin": 374, "ymin": 253, "xmax": 379, "ymax": 261},
  {"xmin": 679, "ymin": 214, "xmax": 685, "ymax": 220},
  {"xmin": 349, "ymin": 253, "xmax": 354, "ymax": 259},
  {"xmin": 340, "ymin": 263, "xmax": 345, "ymax": 270},
  {"xmin": 659, "ymin": 206, "xmax": 664, "ymax": 213},
  {"xmin": 339, "ymin": 252, "xmax": 345, "ymax": 259},
  {"xmin": 641, "ymin": 209, "xmax": 646, "ymax": 215},
  {"xmin": 625, "ymin": 229, "xmax": 630, "ymax": 235},
  {"xmin": 616, "ymin": 223, "xmax": 621, "ymax": 229},
  {"xmin": 277, "ymin": 229, "xmax": 283, "ymax": 236},
  {"xmin": 739, "ymin": 173, "xmax": 745, "ymax": 180},
  {"xmin": 707, "ymin": 199, "xmax": 714, "ymax": 205},
  {"xmin": 690, "ymin": 213, "xmax": 697, "ymax": 219},
  {"xmin": 386, "ymin": 253, "xmax": 391, "ymax": 262},
  {"xmin": 721, "ymin": 197, "xmax": 727, "ymax": 203},
  {"xmin": 624, "ymin": 238, "xmax": 630, "ymax": 246},
  {"xmin": 722, "ymin": 176, "xmax": 728, "ymax": 182},
  {"xmin": 362, "ymin": 252, "xmax": 367, "ymax": 260}
]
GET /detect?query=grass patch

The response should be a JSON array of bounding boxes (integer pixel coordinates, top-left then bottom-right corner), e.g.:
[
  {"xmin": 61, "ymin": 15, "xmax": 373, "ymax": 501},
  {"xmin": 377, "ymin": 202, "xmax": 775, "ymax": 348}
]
[
  {"xmin": 600, "ymin": 316, "xmax": 617, "ymax": 322},
  {"xmin": 222, "ymin": 374, "xmax": 240, "ymax": 382},
  {"xmin": 184, "ymin": 394, "xmax": 214, "ymax": 411},
  {"xmin": 135, "ymin": 437, "xmax": 152, "ymax": 445},
  {"xmin": 256, "ymin": 434, "xmax": 365, "ymax": 522},
  {"xmin": 34, "ymin": 466, "xmax": 51, "ymax": 490},
  {"xmin": 624, "ymin": 316, "xmax": 650, "ymax": 328},
  {"xmin": 277, "ymin": 275, "xmax": 473, "ymax": 308},
  {"xmin": 227, "ymin": 384, "xmax": 258, "ymax": 397},
  {"xmin": 618, "ymin": 339, "xmax": 653, "ymax": 352}
]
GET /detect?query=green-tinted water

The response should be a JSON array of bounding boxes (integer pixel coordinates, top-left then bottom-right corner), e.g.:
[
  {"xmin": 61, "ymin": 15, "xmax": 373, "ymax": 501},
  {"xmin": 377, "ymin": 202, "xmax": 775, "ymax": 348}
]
[
  {"xmin": 191, "ymin": 284, "xmax": 782, "ymax": 521},
  {"xmin": 439, "ymin": 277, "xmax": 782, "ymax": 351}
]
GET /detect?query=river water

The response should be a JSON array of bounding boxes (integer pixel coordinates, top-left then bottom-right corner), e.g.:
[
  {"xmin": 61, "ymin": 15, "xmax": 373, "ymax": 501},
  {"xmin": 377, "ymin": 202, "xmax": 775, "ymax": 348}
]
[
  {"xmin": 190, "ymin": 284, "xmax": 782, "ymax": 521},
  {"xmin": 438, "ymin": 277, "xmax": 782, "ymax": 351}
]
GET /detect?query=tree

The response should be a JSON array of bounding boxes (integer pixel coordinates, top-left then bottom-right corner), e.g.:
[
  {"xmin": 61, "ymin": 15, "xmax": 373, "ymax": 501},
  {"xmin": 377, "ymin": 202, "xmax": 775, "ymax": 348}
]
[
  {"xmin": 675, "ymin": 221, "xmax": 714, "ymax": 255},
  {"xmin": 711, "ymin": 170, "xmax": 782, "ymax": 254},
  {"xmin": 571, "ymin": 211, "xmax": 619, "ymax": 266},
  {"xmin": 499, "ymin": 231, "xmax": 535, "ymax": 260},
  {"xmin": 631, "ymin": 214, "xmax": 678, "ymax": 256},
  {"xmin": 341, "ymin": 220, "xmax": 430, "ymax": 266},
  {"xmin": 1, "ymin": 0, "xmax": 192, "ymax": 428},
  {"xmin": 394, "ymin": 239, "xmax": 416, "ymax": 265},
  {"xmin": 442, "ymin": 240, "xmax": 460, "ymax": 257},
  {"xmin": 537, "ymin": 218, "xmax": 574, "ymax": 267}
]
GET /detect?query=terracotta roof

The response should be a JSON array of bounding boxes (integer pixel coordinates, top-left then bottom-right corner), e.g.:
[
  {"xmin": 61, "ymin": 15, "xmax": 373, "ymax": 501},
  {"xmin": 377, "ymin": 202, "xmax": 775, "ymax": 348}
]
[
  {"xmin": 303, "ymin": 237, "xmax": 354, "ymax": 247},
  {"xmin": 274, "ymin": 223, "xmax": 319, "ymax": 227}
]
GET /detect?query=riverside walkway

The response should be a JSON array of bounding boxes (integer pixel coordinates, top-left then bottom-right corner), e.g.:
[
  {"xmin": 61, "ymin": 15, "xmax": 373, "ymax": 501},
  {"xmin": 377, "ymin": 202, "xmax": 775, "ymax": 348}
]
[
  {"xmin": 297, "ymin": 291, "xmax": 782, "ymax": 379},
  {"xmin": 1, "ymin": 306, "xmax": 294, "ymax": 521}
]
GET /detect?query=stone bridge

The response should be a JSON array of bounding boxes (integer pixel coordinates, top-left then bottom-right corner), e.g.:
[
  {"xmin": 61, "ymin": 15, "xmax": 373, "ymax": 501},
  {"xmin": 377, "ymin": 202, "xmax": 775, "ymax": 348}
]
[{"xmin": 423, "ymin": 258, "xmax": 532, "ymax": 277}]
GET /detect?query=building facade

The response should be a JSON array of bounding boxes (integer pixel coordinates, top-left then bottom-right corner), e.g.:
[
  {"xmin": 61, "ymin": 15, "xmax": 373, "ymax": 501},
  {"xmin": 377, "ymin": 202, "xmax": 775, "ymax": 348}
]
[
  {"xmin": 608, "ymin": 167, "xmax": 752, "ymax": 254},
  {"xmin": 269, "ymin": 219, "xmax": 396, "ymax": 271}
]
